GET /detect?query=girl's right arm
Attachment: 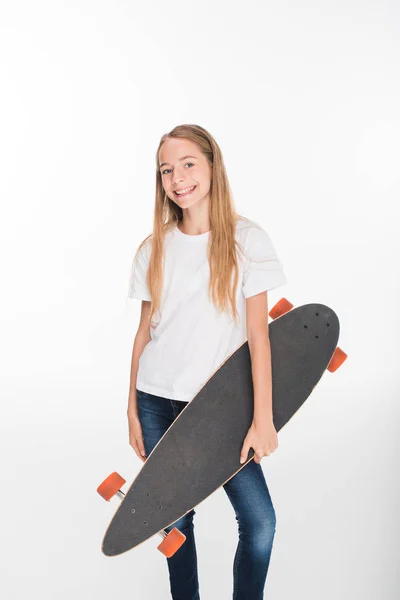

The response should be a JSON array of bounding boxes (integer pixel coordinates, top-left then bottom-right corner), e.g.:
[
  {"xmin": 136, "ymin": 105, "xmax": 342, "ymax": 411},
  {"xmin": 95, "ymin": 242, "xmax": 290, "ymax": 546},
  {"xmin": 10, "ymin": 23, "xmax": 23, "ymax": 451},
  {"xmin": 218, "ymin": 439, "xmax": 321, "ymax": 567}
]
[{"xmin": 127, "ymin": 300, "xmax": 152, "ymax": 462}]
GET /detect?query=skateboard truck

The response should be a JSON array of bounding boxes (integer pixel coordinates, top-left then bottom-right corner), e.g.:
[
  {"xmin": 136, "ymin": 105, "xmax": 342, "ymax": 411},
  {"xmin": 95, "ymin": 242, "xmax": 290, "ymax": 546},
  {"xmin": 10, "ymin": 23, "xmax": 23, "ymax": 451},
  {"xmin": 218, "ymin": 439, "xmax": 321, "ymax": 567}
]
[
  {"xmin": 269, "ymin": 298, "xmax": 348, "ymax": 372},
  {"xmin": 97, "ymin": 472, "xmax": 186, "ymax": 558}
]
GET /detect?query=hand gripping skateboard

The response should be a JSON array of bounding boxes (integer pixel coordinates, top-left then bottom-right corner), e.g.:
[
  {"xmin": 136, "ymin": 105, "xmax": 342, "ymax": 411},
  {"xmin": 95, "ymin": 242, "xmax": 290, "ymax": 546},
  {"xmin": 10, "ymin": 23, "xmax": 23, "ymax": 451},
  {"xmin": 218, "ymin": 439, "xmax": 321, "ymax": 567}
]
[{"xmin": 97, "ymin": 298, "xmax": 347, "ymax": 557}]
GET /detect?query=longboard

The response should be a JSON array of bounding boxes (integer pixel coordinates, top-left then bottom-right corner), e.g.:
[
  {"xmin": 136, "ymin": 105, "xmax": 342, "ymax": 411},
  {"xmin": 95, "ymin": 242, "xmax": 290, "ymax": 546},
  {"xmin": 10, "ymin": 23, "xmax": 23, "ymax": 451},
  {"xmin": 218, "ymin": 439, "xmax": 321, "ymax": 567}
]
[{"xmin": 97, "ymin": 298, "xmax": 347, "ymax": 557}]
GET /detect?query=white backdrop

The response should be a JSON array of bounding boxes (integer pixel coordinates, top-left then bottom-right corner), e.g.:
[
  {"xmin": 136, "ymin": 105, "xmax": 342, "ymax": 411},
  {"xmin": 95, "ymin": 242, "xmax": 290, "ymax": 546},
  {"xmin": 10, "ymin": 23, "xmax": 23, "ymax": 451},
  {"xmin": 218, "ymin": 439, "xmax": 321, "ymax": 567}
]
[{"xmin": 1, "ymin": 1, "xmax": 399, "ymax": 598}]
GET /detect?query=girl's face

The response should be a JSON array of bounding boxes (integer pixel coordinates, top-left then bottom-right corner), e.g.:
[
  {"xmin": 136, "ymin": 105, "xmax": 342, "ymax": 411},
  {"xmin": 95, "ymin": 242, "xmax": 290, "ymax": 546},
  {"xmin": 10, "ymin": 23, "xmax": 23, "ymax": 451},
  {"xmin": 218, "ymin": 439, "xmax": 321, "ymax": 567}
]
[{"xmin": 159, "ymin": 137, "xmax": 212, "ymax": 210}]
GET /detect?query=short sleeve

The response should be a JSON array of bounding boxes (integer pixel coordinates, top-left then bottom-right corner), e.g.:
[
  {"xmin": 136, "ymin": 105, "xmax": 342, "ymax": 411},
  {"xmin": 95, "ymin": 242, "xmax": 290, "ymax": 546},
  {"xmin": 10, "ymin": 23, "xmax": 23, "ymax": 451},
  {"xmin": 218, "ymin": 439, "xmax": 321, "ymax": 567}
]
[
  {"xmin": 128, "ymin": 241, "xmax": 152, "ymax": 301},
  {"xmin": 242, "ymin": 226, "xmax": 287, "ymax": 298}
]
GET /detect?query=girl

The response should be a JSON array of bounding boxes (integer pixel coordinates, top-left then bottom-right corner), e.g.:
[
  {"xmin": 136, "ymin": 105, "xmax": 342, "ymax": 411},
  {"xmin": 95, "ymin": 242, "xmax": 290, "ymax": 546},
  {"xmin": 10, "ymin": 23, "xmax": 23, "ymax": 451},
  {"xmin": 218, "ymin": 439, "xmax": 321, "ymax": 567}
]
[{"xmin": 127, "ymin": 124, "xmax": 287, "ymax": 600}]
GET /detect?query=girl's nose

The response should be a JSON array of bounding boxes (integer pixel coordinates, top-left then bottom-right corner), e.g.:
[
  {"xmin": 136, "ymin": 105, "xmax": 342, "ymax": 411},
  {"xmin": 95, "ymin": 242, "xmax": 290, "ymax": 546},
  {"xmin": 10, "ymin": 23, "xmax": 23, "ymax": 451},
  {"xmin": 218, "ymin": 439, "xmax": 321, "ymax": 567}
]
[{"xmin": 173, "ymin": 167, "xmax": 184, "ymax": 184}]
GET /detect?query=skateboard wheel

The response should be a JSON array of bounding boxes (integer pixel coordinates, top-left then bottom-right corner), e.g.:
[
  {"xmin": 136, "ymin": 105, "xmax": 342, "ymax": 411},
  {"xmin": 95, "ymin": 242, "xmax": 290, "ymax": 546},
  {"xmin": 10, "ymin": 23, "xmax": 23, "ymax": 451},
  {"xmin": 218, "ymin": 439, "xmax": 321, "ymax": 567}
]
[
  {"xmin": 327, "ymin": 346, "xmax": 348, "ymax": 372},
  {"xmin": 97, "ymin": 472, "xmax": 126, "ymax": 501},
  {"xmin": 269, "ymin": 297, "xmax": 294, "ymax": 320},
  {"xmin": 157, "ymin": 528, "xmax": 186, "ymax": 558}
]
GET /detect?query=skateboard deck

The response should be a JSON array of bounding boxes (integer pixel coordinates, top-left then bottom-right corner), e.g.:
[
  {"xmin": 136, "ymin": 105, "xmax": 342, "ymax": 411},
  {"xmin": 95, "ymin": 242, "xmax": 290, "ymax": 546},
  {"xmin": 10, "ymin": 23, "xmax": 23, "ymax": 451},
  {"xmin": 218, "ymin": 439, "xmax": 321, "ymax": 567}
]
[{"xmin": 99, "ymin": 301, "xmax": 346, "ymax": 556}]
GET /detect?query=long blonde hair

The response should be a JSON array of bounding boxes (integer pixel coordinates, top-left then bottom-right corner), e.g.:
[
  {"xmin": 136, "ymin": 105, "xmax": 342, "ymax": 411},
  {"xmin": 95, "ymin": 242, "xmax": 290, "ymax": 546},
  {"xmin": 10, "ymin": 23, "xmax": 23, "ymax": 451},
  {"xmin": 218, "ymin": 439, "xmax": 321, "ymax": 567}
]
[{"xmin": 130, "ymin": 124, "xmax": 249, "ymax": 327}]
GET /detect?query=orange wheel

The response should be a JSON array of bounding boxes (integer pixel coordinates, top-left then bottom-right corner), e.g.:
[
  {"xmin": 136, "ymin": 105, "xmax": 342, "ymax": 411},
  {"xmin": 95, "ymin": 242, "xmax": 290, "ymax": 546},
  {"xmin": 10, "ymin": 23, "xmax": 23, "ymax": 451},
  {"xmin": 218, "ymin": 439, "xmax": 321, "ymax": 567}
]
[
  {"xmin": 269, "ymin": 297, "xmax": 294, "ymax": 320},
  {"xmin": 97, "ymin": 472, "xmax": 126, "ymax": 501},
  {"xmin": 157, "ymin": 528, "xmax": 186, "ymax": 558},
  {"xmin": 327, "ymin": 347, "xmax": 348, "ymax": 372}
]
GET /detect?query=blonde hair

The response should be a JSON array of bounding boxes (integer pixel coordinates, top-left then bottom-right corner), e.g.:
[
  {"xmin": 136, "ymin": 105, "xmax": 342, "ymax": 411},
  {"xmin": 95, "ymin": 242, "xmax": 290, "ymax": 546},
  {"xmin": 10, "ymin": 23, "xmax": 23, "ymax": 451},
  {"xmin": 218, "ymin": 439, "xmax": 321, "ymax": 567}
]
[{"xmin": 130, "ymin": 124, "xmax": 249, "ymax": 328}]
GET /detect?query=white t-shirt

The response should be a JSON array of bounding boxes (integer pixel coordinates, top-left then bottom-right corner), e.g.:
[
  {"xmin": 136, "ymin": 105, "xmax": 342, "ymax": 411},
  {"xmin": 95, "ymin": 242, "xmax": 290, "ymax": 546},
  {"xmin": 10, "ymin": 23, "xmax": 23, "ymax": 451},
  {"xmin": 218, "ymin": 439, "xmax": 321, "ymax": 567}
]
[{"xmin": 128, "ymin": 216, "xmax": 287, "ymax": 402}]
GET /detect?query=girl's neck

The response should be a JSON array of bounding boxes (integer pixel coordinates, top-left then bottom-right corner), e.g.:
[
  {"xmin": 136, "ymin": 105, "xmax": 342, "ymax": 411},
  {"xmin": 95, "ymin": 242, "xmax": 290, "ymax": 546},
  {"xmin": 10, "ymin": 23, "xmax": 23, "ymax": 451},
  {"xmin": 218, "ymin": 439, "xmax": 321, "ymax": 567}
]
[{"xmin": 177, "ymin": 219, "xmax": 210, "ymax": 236}]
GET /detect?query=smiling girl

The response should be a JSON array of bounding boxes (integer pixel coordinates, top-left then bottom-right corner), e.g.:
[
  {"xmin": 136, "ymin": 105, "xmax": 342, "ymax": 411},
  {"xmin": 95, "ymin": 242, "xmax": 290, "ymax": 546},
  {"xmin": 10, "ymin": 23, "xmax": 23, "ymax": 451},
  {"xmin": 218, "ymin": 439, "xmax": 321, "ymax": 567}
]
[{"xmin": 127, "ymin": 123, "xmax": 287, "ymax": 599}]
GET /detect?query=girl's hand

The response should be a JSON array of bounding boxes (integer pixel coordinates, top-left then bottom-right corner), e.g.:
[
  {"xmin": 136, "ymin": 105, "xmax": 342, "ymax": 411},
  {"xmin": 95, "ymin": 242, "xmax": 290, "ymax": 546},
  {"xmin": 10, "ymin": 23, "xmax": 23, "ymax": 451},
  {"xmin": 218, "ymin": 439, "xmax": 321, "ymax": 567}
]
[
  {"xmin": 240, "ymin": 419, "xmax": 278, "ymax": 465},
  {"xmin": 128, "ymin": 413, "xmax": 147, "ymax": 463}
]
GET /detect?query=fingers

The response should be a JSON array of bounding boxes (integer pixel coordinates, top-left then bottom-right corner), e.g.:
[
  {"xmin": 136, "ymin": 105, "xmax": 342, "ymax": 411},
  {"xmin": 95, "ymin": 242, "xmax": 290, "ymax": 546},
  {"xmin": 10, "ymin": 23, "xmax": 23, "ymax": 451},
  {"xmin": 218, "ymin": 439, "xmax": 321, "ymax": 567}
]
[
  {"xmin": 137, "ymin": 451, "xmax": 146, "ymax": 463},
  {"xmin": 240, "ymin": 445, "xmax": 249, "ymax": 464},
  {"xmin": 128, "ymin": 416, "xmax": 147, "ymax": 462},
  {"xmin": 133, "ymin": 444, "xmax": 147, "ymax": 463},
  {"xmin": 252, "ymin": 450, "xmax": 275, "ymax": 464},
  {"xmin": 136, "ymin": 437, "xmax": 146, "ymax": 458},
  {"xmin": 240, "ymin": 448, "xmax": 267, "ymax": 465},
  {"xmin": 254, "ymin": 453, "xmax": 262, "ymax": 464},
  {"xmin": 129, "ymin": 437, "xmax": 147, "ymax": 462}
]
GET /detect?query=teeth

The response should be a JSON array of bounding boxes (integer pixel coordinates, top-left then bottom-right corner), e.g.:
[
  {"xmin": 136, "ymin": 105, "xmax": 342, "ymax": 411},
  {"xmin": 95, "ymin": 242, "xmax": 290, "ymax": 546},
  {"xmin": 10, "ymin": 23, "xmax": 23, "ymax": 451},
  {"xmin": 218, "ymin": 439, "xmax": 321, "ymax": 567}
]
[{"xmin": 175, "ymin": 186, "xmax": 195, "ymax": 195}]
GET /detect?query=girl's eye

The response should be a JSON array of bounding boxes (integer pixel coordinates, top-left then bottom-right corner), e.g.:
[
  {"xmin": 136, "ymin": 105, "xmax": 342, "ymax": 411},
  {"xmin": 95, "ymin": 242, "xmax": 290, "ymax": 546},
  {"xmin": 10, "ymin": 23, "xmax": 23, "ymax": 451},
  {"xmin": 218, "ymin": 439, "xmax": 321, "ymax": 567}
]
[{"xmin": 162, "ymin": 162, "xmax": 194, "ymax": 175}]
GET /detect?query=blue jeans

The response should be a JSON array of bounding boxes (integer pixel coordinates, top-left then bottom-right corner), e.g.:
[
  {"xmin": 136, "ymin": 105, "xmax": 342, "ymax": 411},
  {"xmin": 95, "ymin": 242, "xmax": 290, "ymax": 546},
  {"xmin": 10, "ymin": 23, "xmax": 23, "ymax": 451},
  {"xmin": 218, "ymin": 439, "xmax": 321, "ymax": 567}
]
[{"xmin": 136, "ymin": 388, "xmax": 277, "ymax": 600}]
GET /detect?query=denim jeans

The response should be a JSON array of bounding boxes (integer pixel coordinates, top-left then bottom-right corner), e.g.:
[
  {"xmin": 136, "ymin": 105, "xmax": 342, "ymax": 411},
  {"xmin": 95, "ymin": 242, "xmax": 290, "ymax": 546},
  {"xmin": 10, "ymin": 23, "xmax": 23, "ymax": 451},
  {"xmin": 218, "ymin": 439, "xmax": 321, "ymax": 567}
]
[{"xmin": 136, "ymin": 388, "xmax": 277, "ymax": 600}]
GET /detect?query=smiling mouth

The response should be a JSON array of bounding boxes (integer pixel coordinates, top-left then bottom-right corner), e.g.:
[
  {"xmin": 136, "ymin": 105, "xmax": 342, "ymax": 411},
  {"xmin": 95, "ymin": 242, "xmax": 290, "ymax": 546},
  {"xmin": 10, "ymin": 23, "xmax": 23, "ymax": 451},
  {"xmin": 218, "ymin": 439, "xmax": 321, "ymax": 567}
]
[{"xmin": 174, "ymin": 185, "xmax": 197, "ymax": 198}]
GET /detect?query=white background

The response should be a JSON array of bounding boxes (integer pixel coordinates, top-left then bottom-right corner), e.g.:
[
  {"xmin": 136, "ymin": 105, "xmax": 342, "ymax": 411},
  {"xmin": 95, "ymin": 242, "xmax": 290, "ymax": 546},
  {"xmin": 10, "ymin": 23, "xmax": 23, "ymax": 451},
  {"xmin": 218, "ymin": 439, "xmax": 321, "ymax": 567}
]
[{"xmin": 1, "ymin": 1, "xmax": 399, "ymax": 598}]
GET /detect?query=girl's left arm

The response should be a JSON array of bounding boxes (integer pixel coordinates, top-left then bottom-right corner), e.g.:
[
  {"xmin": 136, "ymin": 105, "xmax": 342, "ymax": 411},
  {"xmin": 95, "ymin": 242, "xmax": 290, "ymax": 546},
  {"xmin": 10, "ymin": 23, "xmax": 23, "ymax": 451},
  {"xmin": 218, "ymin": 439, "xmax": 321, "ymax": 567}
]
[{"xmin": 239, "ymin": 291, "xmax": 278, "ymax": 464}]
